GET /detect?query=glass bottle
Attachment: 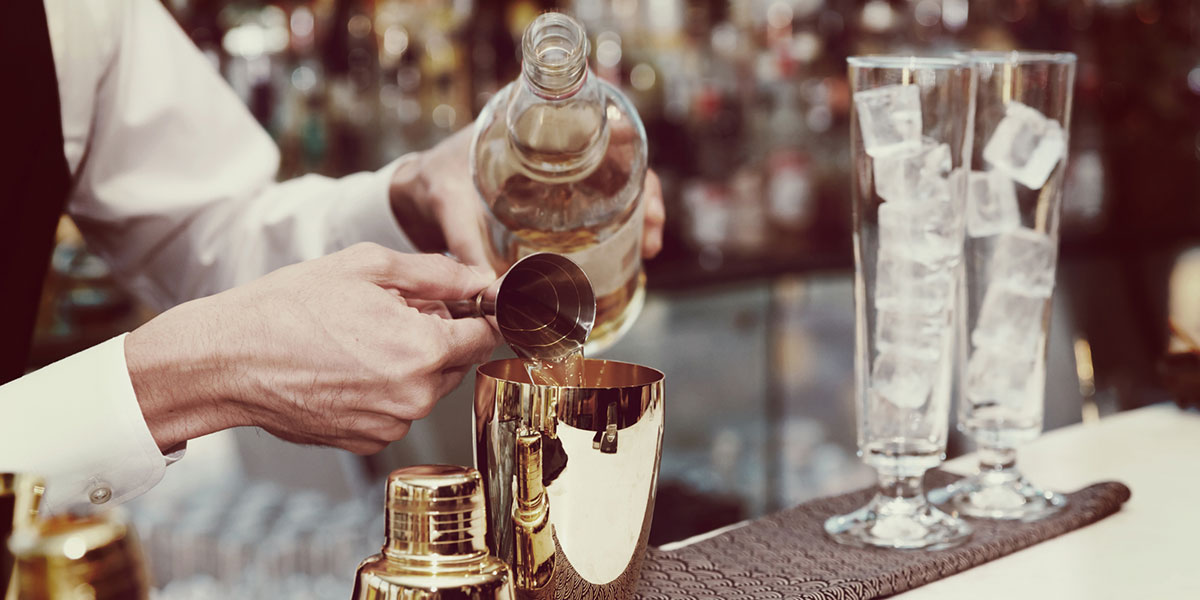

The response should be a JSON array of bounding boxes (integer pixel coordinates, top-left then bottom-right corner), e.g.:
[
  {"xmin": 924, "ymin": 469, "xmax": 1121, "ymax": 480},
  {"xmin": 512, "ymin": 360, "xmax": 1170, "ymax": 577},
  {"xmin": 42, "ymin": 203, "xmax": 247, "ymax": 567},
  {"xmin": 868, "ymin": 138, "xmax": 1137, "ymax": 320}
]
[{"xmin": 471, "ymin": 12, "xmax": 649, "ymax": 354}]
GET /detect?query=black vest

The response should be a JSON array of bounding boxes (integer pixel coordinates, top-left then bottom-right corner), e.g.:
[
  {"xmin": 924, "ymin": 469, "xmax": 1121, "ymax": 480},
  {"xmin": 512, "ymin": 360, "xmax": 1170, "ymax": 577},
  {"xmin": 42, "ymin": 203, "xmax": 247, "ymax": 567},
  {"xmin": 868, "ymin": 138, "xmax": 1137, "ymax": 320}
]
[{"xmin": 0, "ymin": 0, "xmax": 72, "ymax": 384}]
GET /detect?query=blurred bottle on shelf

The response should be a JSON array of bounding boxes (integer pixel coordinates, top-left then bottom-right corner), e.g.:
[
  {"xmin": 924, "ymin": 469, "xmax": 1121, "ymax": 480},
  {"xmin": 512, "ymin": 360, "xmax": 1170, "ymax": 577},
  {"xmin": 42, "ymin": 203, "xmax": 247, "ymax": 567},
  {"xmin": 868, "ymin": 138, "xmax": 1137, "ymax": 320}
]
[{"xmin": 761, "ymin": 84, "xmax": 816, "ymax": 234}]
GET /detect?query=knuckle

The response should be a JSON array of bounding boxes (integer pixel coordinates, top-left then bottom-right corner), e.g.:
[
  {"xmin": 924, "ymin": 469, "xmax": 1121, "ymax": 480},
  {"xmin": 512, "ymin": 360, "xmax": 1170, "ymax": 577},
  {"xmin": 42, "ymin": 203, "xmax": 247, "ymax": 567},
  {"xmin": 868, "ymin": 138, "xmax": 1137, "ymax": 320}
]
[
  {"xmin": 351, "ymin": 242, "xmax": 397, "ymax": 273},
  {"xmin": 400, "ymin": 387, "xmax": 438, "ymax": 421},
  {"xmin": 418, "ymin": 324, "xmax": 452, "ymax": 370},
  {"xmin": 410, "ymin": 395, "xmax": 437, "ymax": 420},
  {"xmin": 347, "ymin": 440, "xmax": 387, "ymax": 456},
  {"xmin": 387, "ymin": 383, "xmax": 437, "ymax": 421},
  {"xmin": 385, "ymin": 421, "xmax": 412, "ymax": 441},
  {"xmin": 471, "ymin": 337, "xmax": 498, "ymax": 365}
]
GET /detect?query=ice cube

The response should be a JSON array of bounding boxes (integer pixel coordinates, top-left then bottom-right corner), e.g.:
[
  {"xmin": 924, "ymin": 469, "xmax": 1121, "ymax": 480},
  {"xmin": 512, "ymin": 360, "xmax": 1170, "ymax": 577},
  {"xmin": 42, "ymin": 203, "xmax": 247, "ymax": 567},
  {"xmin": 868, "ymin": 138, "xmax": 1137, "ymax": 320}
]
[
  {"xmin": 873, "ymin": 140, "xmax": 952, "ymax": 203},
  {"xmin": 971, "ymin": 286, "xmax": 1047, "ymax": 354},
  {"xmin": 982, "ymin": 101, "xmax": 1066, "ymax": 190},
  {"xmin": 870, "ymin": 351, "xmax": 940, "ymax": 409},
  {"xmin": 854, "ymin": 84, "xmax": 922, "ymax": 158},
  {"xmin": 966, "ymin": 170, "xmax": 1020, "ymax": 237},
  {"xmin": 877, "ymin": 183, "xmax": 962, "ymax": 265},
  {"xmin": 965, "ymin": 346, "xmax": 1037, "ymax": 405},
  {"xmin": 875, "ymin": 309, "xmax": 948, "ymax": 360},
  {"xmin": 989, "ymin": 228, "xmax": 1057, "ymax": 297},
  {"xmin": 915, "ymin": 168, "xmax": 953, "ymax": 205},
  {"xmin": 875, "ymin": 254, "xmax": 955, "ymax": 315}
]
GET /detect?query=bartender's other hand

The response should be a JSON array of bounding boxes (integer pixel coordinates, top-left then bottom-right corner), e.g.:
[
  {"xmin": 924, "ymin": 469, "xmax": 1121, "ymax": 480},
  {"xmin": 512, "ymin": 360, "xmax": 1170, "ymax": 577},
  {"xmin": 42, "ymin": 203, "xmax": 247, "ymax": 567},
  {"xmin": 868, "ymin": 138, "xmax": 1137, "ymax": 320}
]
[
  {"xmin": 389, "ymin": 127, "xmax": 667, "ymax": 273},
  {"xmin": 125, "ymin": 243, "xmax": 501, "ymax": 456}
]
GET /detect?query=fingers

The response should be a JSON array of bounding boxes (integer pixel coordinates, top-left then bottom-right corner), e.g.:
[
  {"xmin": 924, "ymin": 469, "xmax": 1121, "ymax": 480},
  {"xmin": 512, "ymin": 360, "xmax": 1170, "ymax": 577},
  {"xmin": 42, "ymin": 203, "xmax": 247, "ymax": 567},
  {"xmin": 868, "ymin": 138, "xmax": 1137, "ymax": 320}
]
[
  {"xmin": 408, "ymin": 298, "xmax": 452, "ymax": 318},
  {"xmin": 436, "ymin": 191, "xmax": 497, "ymax": 274},
  {"xmin": 642, "ymin": 170, "xmax": 665, "ymax": 259},
  {"xmin": 434, "ymin": 314, "xmax": 502, "ymax": 369},
  {"xmin": 342, "ymin": 244, "xmax": 494, "ymax": 300},
  {"xmin": 437, "ymin": 365, "xmax": 474, "ymax": 398}
]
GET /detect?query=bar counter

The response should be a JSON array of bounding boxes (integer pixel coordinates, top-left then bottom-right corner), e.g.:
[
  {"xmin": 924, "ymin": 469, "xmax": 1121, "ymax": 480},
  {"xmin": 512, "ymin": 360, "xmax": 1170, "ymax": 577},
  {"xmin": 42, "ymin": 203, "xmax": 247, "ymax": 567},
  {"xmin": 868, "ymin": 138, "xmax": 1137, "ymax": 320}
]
[{"xmin": 897, "ymin": 404, "xmax": 1197, "ymax": 598}]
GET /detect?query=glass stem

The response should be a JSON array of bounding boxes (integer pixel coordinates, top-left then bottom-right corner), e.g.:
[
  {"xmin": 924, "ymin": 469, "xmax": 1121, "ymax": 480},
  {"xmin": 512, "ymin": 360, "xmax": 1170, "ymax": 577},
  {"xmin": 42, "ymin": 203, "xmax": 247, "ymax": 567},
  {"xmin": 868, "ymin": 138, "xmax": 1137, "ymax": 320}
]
[
  {"xmin": 976, "ymin": 445, "xmax": 1021, "ymax": 484},
  {"xmin": 873, "ymin": 471, "xmax": 927, "ymax": 516},
  {"xmin": 877, "ymin": 471, "xmax": 924, "ymax": 499}
]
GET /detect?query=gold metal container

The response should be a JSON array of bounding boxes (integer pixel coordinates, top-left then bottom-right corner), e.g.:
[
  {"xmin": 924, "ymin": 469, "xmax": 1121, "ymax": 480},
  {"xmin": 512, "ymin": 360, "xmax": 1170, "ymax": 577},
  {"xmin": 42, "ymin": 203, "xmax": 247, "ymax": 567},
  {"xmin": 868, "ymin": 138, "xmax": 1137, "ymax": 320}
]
[
  {"xmin": 8, "ymin": 512, "xmax": 150, "ymax": 600},
  {"xmin": 352, "ymin": 465, "xmax": 515, "ymax": 600},
  {"xmin": 3, "ymin": 473, "xmax": 45, "ymax": 600},
  {"xmin": 473, "ymin": 359, "xmax": 665, "ymax": 600}
]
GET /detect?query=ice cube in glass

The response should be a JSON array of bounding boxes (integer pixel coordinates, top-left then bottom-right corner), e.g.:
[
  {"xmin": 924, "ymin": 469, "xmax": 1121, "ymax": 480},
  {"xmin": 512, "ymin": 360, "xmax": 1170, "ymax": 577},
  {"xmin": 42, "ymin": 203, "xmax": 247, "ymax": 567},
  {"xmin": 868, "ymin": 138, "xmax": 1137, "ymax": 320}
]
[
  {"xmin": 982, "ymin": 101, "xmax": 1066, "ymax": 190},
  {"xmin": 875, "ymin": 254, "xmax": 955, "ymax": 315},
  {"xmin": 965, "ymin": 346, "xmax": 1037, "ymax": 405},
  {"xmin": 970, "ymin": 286, "xmax": 1047, "ymax": 354},
  {"xmin": 873, "ymin": 141, "xmax": 951, "ymax": 203},
  {"xmin": 870, "ymin": 351, "xmax": 940, "ymax": 409},
  {"xmin": 988, "ymin": 228, "xmax": 1057, "ymax": 297},
  {"xmin": 875, "ymin": 309, "xmax": 947, "ymax": 360},
  {"xmin": 966, "ymin": 170, "xmax": 1020, "ymax": 237},
  {"xmin": 854, "ymin": 84, "xmax": 923, "ymax": 158}
]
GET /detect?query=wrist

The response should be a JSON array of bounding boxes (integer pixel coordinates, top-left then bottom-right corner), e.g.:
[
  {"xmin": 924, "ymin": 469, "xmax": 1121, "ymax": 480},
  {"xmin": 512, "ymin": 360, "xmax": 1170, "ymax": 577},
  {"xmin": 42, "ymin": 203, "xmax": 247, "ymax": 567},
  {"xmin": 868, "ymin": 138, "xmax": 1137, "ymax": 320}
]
[{"xmin": 125, "ymin": 296, "xmax": 245, "ymax": 453}]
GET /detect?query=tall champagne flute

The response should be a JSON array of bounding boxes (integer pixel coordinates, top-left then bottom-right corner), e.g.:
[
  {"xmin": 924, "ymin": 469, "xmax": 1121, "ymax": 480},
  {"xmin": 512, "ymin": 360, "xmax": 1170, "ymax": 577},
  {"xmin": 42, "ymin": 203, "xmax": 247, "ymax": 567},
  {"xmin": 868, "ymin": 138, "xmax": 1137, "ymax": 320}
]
[
  {"xmin": 935, "ymin": 51, "xmax": 1076, "ymax": 521},
  {"xmin": 825, "ymin": 56, "xmax": 973, "ymax": 549}
]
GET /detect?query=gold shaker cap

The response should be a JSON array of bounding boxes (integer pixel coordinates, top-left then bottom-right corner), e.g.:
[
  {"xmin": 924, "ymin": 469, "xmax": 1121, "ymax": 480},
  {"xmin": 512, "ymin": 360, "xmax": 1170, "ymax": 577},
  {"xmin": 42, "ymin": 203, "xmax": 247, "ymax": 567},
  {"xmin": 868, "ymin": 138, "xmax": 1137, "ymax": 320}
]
[
  {"xmin": 385, "ymin": 465, "xmax": 489, "ymax": 562},
  {"xmin": 9, "ymin": 513, "xmax": 149, "ymax": 600}
]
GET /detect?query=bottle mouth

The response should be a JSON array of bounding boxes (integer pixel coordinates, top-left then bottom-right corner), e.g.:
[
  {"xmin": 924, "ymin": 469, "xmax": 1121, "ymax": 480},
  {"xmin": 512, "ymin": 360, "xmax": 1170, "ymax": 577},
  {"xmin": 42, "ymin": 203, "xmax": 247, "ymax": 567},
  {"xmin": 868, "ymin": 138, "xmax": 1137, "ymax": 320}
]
[{"xmin": 521, "ymin": 12, "xmax": 589, "ymax": 99}]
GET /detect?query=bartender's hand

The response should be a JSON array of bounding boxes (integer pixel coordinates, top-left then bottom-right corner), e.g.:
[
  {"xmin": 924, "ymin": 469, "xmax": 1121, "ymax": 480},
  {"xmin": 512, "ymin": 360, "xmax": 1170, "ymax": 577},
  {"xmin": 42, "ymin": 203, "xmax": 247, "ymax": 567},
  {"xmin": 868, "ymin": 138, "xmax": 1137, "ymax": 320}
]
[
  {"xmin": 389, "ymin": 127, "xmax": 666, "ymax": 274},
  {"xmin": 124, "ymin": 243, "xmax": 501, "ymax": 455}
]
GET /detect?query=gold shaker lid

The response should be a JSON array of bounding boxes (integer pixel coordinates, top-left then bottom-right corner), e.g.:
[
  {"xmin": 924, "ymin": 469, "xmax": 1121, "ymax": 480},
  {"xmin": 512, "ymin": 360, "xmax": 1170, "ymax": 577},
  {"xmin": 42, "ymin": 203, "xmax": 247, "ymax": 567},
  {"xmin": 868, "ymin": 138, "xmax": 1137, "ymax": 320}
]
[
  {"xmin": 9, "ymin": 513, "xmax": 149, "ymax": 600},
  {"xmin": 385, "ymin": 465, "xmax": 489, "ymax": 562}
]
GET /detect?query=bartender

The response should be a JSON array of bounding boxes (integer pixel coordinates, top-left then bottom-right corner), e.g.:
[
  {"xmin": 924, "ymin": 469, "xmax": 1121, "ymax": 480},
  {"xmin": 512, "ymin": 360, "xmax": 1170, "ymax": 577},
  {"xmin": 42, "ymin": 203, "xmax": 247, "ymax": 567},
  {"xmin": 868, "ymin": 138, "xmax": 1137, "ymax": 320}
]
[{"xmin": 0, "ymin": 0, "xmax": 666, "ymax": 514}]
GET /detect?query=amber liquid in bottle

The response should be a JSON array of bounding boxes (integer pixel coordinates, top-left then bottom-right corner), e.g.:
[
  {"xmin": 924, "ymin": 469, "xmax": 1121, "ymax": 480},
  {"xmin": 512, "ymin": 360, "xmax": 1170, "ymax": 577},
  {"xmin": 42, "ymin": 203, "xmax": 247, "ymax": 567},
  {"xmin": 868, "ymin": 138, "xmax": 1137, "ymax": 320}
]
[{"xmin": 472, "ymin": 12, "xmax": 648, "ymax": 356}]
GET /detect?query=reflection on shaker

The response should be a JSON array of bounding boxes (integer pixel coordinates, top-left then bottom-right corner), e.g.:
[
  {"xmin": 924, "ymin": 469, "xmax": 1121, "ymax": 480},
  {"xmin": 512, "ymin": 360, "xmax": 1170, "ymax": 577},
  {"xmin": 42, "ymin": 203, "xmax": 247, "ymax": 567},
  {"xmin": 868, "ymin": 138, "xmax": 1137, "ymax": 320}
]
[{"xmin": 474, "ymin": 359, "xmax": 665, "ymax": 600}]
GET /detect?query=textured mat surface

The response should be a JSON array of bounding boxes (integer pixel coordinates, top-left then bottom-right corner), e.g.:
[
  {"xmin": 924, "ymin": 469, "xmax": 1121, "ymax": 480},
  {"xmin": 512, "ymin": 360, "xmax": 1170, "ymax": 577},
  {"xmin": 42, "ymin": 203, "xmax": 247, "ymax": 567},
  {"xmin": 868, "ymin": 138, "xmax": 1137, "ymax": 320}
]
[{"xmin": 635, "ymin": 470, "xmax": 1131, "ymax": 599}]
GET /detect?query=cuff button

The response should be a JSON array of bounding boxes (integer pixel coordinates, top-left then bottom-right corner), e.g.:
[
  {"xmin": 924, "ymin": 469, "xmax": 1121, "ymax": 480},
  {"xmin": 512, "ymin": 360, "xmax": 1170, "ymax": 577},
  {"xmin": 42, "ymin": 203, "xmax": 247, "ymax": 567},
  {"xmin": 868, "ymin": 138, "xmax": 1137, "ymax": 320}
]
[{"xmin": 89, "ymin": 486, "xmax": 113, "ymax": 505}]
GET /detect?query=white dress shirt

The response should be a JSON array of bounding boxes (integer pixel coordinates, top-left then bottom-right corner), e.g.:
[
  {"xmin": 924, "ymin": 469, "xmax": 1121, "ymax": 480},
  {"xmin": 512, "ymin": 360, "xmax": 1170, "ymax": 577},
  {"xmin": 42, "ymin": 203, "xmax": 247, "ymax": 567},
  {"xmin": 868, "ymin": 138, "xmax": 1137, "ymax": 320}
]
[{"xmin": 0, "ymin": 0, "xmax": 416, "ymax": 513}]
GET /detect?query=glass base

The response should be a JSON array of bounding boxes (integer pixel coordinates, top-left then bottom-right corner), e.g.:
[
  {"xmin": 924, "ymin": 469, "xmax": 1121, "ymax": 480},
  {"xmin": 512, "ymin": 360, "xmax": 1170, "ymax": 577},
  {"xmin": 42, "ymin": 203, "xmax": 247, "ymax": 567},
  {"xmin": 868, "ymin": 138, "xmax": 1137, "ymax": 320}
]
[
  {"xmin": 825, "ymin": 474, "xmax": 972, "ymax": 550},
  {"xmin": 929, "ymin": 447, "xmax": 1066, "ymax": 521},
  {"xmin": 934, "ymin": 472, "xmax": 1066, "ymax": 521}
]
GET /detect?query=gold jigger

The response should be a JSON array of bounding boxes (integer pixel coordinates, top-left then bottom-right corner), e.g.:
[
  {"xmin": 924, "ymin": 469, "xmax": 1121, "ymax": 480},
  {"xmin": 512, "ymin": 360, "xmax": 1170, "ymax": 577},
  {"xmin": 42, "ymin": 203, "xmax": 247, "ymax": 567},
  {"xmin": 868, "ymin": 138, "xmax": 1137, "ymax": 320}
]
[
  {"xmin": 445, "ymin": 252, "xmax": 596, "ymax": 362},
  {"xmin": 474, "ymin": 359, "xmax": 665, "ymax": 600},
  {"xmin": 8, "ymin": 512, "xmax": 150, "ymax": 600},
  {"xmin": 352, "ymin": 465, "xmax": 515, "ymax": 600}
]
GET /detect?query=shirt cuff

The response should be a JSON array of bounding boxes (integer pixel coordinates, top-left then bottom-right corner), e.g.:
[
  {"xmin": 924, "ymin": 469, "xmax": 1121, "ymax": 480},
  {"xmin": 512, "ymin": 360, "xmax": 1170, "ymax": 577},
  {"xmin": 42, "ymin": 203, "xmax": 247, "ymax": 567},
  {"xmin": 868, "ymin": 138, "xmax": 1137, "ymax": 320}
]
[
  {"xmin": 330, "ymin": 155, "xmax": 418, "ymax": 254},
  {"xmin": 0, "ymin": 334, "xmax": 169, "ymax": 514}
]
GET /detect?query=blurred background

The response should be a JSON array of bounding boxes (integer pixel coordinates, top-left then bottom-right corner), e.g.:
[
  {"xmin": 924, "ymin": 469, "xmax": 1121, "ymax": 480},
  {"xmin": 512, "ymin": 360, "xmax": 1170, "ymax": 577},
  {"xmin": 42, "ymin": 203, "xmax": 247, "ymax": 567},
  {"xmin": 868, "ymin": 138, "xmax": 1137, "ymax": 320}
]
[{"xmin": 26, "ymin": 0, "xmax": 1200, "ymax": 597}]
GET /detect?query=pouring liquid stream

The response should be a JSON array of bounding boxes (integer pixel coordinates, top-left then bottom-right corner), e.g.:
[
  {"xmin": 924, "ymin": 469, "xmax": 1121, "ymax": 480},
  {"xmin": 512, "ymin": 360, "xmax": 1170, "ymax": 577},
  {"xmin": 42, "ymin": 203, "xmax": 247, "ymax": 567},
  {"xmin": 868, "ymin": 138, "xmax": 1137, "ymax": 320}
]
[{"xmin": 523, "ymin": 349, "xmax": 585, "ymax": 388}]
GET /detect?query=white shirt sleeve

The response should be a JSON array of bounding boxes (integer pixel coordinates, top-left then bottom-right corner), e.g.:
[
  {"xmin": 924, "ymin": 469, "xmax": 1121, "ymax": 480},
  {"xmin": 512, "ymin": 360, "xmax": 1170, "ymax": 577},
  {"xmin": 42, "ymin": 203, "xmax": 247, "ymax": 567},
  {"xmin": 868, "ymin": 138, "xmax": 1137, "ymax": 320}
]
[
  {"xmin": 55, "ymin": 0, "xmax": 416, "ymax": 312},
  {"xmin": 7, "ymin": 0, "xmax": 423, "ymax": 510},
  {"xmin": 0, "ymin": 335, "xmax": 181, "ymax": 514}
]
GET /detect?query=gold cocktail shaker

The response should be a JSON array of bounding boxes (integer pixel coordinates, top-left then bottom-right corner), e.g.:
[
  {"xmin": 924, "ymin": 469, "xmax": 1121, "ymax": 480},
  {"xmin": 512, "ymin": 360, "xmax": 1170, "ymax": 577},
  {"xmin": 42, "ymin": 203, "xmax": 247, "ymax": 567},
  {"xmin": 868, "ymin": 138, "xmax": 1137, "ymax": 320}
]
[
  {"xmin": 474, "ymin": 359, "xmax": 665, "ymax": 600},
  {"xmin": 352, "ymin": 465, "xmax": 514, "ymax": 600},
  {"xmin": 3, "ymin": 473, "xmax": 45, "ymax": 600},
  {"xmin": 8, "ymin": 512, "xmax": 150, "ymax": 600}
]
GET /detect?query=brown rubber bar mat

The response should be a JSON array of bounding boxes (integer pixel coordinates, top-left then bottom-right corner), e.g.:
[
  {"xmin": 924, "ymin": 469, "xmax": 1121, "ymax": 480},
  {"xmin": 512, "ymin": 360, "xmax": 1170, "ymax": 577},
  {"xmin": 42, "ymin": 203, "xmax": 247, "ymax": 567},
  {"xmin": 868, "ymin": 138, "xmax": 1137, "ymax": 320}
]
[{"xmin": 636, "ymin": 470, "xmax": 1131, "ymax": 599}]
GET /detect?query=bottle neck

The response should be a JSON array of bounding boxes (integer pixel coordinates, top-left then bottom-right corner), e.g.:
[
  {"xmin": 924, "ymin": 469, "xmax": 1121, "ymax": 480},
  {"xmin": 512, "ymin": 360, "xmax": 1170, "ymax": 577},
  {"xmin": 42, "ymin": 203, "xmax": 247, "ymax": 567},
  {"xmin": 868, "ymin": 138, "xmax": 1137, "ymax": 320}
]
[
  {"xmin": 506, "ymin": 13, "xmax": 608, "ymax": 181},
  {"xmin": 520, "ymin": 12, "xmax": 589, "ymax": 99}
]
